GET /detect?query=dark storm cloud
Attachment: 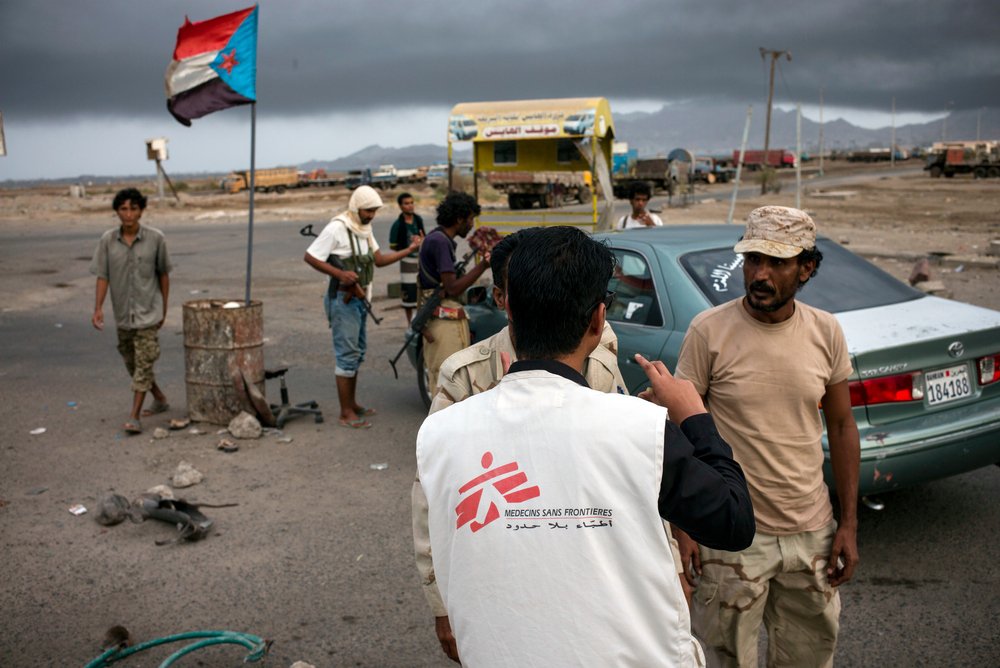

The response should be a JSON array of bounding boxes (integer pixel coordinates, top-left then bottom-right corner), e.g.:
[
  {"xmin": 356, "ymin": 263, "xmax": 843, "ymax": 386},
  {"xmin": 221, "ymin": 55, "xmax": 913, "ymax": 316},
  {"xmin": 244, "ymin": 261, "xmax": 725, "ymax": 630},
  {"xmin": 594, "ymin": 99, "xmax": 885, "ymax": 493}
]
[{"xmin": 2, "ymin": 0, "xmax": 998, "ymax": 120}]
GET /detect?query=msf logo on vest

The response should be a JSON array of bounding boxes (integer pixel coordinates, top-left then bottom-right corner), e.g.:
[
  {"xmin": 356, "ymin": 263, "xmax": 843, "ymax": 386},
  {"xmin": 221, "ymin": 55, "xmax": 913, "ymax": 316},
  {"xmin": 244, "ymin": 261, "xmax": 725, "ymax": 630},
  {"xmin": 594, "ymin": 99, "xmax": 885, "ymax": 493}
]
[{"xmin": 455, "ymin": 451, "xmax": 540, "ymax": 533}]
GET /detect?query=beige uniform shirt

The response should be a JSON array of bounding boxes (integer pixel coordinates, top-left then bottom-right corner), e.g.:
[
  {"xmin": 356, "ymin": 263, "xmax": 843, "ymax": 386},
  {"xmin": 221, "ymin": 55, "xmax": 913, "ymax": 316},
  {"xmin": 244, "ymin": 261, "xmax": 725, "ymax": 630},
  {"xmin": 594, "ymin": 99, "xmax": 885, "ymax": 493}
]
[
  {"xmin": 413, "ymin": 322, "xmax": 690, "ymax": 617},
  {"xmin": 676, "ymin": 298, "xmax": 853, "ymax": 534}
]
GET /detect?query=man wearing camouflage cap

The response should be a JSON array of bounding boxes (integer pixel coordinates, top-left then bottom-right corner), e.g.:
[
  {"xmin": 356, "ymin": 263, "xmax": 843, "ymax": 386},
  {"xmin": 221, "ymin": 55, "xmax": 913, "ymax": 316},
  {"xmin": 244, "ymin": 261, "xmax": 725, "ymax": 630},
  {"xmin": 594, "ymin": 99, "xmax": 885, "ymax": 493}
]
[{"xmin": 674, "ymin": 206, "xmax": 861, "ymax": 667}]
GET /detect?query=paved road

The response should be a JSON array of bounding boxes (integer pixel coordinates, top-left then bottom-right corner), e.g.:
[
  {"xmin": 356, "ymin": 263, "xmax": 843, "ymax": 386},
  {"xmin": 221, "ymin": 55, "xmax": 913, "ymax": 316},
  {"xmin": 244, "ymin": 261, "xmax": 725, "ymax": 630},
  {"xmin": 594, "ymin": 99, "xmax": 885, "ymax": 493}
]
[{"xmin": 0, "ymin": 212, "xmax": 997, "ymax": 665}]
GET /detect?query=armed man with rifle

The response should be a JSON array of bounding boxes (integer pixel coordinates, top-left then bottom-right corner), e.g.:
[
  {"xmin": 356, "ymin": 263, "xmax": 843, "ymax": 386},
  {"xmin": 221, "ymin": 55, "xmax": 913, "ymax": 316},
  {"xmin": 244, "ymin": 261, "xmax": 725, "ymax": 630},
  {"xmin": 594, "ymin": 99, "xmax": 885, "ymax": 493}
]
[
  {"xmin": 415, "ymin": 192, "xmax": 494, "ymax": 399},
  {"xmin": 303, "ymin": 185, "xmax": 421, "ymax": 429}
]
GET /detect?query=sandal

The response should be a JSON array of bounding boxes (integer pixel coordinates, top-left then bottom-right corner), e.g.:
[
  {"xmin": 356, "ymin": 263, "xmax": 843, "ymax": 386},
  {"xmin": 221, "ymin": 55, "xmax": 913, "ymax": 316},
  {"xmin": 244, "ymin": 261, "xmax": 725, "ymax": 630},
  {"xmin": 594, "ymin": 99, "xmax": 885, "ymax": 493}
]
[
  {"xmin": 123, "ymin": 418, "xmax": 143, "ymax": 434},
  {"xmin": 141, "ymin": 399, "xmax": 170, "ymax": 417},
  {"xmin": 355, "ymin": 407, "xmax": 377, "ymax": 418},
  {"xmin": 338, "ymin": 417, "xmax": 372, "ymax": 429}
]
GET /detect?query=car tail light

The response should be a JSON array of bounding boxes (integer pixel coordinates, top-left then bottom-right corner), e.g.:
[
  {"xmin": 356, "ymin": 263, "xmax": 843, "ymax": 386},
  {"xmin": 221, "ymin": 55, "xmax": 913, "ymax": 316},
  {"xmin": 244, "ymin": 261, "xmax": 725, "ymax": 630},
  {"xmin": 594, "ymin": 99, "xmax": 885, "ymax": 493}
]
[
  {"xmin": 978, "ymin": 353, "xmax": 1000, "ymax": 385},
  {"xmin": 849, "ymin": 372, "xmax": 925, "ymax": 406}
]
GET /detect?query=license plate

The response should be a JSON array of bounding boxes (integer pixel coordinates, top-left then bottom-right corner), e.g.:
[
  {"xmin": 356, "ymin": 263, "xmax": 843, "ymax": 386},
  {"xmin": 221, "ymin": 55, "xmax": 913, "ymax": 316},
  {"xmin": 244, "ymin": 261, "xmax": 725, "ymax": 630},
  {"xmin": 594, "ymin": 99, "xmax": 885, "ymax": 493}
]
[{"xmin": 925, "ymin": 364, "xmax": 973, "ymax": 406}]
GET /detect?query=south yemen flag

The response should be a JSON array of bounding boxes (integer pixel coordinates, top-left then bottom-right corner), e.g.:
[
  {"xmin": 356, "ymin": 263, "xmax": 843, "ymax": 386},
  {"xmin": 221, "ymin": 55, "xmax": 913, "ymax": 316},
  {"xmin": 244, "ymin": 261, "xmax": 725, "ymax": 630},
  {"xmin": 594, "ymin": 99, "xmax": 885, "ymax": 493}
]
[{"xmin": 165, "ymin": 5, "xmax": 258, "ymax": 126}]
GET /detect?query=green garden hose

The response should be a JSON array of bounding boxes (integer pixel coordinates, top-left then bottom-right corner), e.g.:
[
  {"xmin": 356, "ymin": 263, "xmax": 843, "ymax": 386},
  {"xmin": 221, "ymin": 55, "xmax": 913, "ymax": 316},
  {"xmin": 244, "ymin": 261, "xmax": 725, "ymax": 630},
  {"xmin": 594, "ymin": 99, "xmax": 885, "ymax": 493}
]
[{"xmin": 84, "ymin": 629, "xmax": 270, "ymax": 667}]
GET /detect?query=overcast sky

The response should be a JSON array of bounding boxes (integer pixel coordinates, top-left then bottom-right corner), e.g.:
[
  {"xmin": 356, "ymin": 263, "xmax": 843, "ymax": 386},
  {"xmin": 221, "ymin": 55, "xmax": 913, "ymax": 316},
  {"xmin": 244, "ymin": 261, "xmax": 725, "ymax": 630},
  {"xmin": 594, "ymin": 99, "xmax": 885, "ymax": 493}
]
[{"xmin": 2, "ymin": 0, "xmax": 998, "ymax": 180}]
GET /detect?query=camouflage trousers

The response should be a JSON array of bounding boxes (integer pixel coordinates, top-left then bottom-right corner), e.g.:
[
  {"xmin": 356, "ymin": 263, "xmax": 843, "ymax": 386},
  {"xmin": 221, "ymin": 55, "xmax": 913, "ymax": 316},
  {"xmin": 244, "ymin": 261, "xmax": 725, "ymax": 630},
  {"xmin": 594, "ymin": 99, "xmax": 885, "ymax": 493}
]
[
  {"xmin": 692, "ymin": 522, "xmax": 840, "ymax": 668},
  {"xmin": 116, "ymin": 326, "xmax": 161, "ymax": 393},
  {"xmin": 423, "ymin": 303, "xmax": 470, "ymax": 400}
]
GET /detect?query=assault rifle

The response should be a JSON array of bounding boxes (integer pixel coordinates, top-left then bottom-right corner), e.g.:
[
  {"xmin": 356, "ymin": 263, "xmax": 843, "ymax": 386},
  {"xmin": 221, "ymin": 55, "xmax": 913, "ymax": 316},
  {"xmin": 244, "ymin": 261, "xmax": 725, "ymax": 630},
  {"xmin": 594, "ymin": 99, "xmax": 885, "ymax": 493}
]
[
  {"xmin": 300, "ymin": 224, "xmax": 382, "ymax": 325},
  {"xmin": 388, "ymin": 226, "xmax": 500, "ymax": 379}
]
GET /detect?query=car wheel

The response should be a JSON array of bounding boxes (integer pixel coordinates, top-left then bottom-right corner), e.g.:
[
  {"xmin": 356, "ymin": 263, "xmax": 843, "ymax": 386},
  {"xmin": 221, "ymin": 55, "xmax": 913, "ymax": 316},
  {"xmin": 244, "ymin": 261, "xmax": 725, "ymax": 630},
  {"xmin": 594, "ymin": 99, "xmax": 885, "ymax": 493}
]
[
  {"xmin": 416, "ymin": 344, "xmax": 432, "ymax": 409},
  {"xmin": 974, "ymin": 167, "xmax": 987, "ymax": 179},
  {"xmin": 276, "ymin": 185, "xmax": 287, "ymax": 194},
  {"xmin": 929, "ymin": 165, "xmax": 942, "ymax": 178},
  {"xmin": 988, "ymin": 167, "xmax": 1000, "ymax": 178}
]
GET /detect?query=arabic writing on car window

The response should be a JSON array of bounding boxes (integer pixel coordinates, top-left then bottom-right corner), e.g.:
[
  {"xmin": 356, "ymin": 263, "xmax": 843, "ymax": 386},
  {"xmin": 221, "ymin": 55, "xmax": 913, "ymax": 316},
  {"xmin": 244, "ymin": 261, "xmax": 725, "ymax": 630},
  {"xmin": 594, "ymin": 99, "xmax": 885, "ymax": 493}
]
[{"xmin": 710, "ymin": 255, "xmax": 744, "ymax": 293}]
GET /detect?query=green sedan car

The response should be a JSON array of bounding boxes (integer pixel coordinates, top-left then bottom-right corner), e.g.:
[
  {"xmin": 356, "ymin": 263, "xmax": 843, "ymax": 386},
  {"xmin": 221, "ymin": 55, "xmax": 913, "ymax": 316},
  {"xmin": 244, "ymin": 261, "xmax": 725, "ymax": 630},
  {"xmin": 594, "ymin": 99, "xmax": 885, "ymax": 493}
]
[{"xmin": 406, "ymin": 225, "xmax": 1000, "ymax": 497}]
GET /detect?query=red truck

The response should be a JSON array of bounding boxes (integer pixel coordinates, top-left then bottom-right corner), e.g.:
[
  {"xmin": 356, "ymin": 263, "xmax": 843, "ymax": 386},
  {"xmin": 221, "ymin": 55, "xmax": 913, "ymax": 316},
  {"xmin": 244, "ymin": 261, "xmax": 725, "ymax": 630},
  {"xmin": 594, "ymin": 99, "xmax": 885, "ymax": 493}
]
[{"xmin": 734, "ymin": 149, "xmax": 796, "ymax": 170}]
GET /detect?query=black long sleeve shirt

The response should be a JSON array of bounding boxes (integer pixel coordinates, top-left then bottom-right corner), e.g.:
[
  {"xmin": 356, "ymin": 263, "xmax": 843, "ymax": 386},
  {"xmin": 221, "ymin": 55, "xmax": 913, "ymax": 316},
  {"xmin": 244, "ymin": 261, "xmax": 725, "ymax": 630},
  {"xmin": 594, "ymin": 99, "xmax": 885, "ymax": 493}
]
[{"xmin": 509, "ymin": 359, "xmax": 755, "ymax": 552}]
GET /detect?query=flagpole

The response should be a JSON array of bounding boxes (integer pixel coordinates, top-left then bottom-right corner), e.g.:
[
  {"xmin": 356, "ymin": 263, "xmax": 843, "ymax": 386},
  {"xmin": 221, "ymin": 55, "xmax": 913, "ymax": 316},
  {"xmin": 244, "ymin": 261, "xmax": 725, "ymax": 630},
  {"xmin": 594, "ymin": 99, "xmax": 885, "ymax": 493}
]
[{"xmin": 245, "ymin": 102, "xmax": 256, "ymax": 305}]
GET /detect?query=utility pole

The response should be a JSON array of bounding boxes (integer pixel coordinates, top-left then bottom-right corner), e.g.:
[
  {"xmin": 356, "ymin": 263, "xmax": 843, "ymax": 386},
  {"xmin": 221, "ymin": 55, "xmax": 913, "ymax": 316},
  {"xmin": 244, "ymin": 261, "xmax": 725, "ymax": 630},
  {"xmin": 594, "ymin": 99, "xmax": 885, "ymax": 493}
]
[
  {"xmin": 759, "ymin": 48, "xmax": 791, "ymax": 194},
  {"xmin": 818, "ymin": 87, "xmax": 824, "ymax": 177},
  {"xmin": 891, "ymin": 97, "xmax": 896, "ymax": 169}
]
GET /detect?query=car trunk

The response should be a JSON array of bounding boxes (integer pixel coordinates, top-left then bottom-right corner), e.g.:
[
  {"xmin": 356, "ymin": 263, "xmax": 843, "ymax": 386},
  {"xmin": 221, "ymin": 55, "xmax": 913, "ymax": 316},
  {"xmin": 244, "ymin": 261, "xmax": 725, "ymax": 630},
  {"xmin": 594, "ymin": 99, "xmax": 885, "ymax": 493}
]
[{"xmin": 836, "ymin": 296, "xmax": 1000, "ymax": 427}]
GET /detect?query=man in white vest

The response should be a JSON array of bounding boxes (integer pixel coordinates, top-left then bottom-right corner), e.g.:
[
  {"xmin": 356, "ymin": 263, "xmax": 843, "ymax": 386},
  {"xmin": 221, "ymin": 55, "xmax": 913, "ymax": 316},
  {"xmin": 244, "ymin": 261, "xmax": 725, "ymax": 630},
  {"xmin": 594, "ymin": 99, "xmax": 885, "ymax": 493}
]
[{"xmin": 417, "ymin": 226, "xmax": 755, "ymax": 667}]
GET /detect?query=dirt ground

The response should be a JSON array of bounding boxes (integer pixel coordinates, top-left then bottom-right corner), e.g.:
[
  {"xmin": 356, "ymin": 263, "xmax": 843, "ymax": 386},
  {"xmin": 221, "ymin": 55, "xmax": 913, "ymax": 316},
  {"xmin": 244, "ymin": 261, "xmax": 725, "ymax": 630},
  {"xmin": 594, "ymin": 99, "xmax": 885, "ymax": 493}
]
[{"xmin": 1, "ymin": 163, "xmax": 998, "ymax": 666}]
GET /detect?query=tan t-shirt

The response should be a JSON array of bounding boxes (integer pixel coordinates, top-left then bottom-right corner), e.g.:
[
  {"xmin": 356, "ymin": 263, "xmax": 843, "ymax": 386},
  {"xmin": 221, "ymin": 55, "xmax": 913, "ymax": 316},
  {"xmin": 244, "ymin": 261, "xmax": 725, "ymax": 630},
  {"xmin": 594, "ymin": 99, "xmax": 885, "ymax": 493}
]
[{"xmin": 676, "ymin": 298, "xmax": 853, "ymax": 534}]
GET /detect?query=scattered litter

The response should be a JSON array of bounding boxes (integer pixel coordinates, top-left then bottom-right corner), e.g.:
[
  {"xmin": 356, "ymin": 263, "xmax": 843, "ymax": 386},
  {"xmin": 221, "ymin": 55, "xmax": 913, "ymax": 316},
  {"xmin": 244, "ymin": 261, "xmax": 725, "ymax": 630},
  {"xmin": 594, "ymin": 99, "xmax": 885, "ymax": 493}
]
[
  {"xmin": 146, "ymin": 484, "xmax": 175, "ymax": 500},
  {"xmin": 95, "ymin": 493, "xmax": 133, "ymax": 526},
  {"xmin": 222, "ymin": 301, "xmax": 242, "ymax": 309},
  {"xmin": 187, "ymin": 427, "xmax": 206, "ymax": 435},
  {"xmin": 55, "ymin": 323, "xmax": 63, "ymax": 328},
  {"xmin": 169, "ymin": 417, "xmax": 191, "ymax": 430},
  {"xmin": 370, "ymin": 462, "xmax": 388, "ymax": 471},
  {"xmin": 172, "ymin": 461, "xmax": 204, "ymax": 488},
  {"xmin": 69, "ymin": 504, "xmax": 88, "ymax": 516},
  {"xmin": 261, "ymin": 427, "xmax": 283, "ymax": 436},
  {"xmin": 188, "ymin": 289, "xmax": 209, "ymax": 294},
  {"xmin": 26, "ymin": 486, "xmax": 49, "ymax": 496},
  {"xmin": 29, "ymin": 427, "xmax": 46, "ymax": 435},
  {"xmin": 67, "ymin": 401, "xmax": 77, "ymax": 408},
  {"xmin": 216, "ymin": 428, "xmax": 229, "ymax": 435},
  {"xmin": 152, "ymin": 427, "xmax": 170, "ymax": 440},
  {"xmin": 277, "ymin": 436, "xmax": 293, "ymax": 444},
  {"xmin": 194, "ymin": 210, "xmax": 229, "ymax": 221},
  {"xmin": 954, "ymin": 264, "xmax": 964, "ymax": 273},
  {"xmin": 228, "ymin": 411, "xmax": 262, "ymax": 439},
  {"xmin": 217, "ymin": 438, "xmax": 239, "ymax": 453},
  {"xmin": 133, "ymin": 490, "xmax": 218, "ymax": 544},
  {"xmin": 356, "ymin": 554, "xmax": 364, "ymax": 562},
  {"xmin": 290, "ymin": 662, "xmax": 317, "ymax": 668}
]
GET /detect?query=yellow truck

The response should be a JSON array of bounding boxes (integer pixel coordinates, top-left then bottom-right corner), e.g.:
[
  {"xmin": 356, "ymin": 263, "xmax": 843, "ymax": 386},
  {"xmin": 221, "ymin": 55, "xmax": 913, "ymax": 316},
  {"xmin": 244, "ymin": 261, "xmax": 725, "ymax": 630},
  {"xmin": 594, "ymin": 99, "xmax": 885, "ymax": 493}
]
[{"xmin": 222, "ymin": 167, "xmax": 299, "ymax": 194}]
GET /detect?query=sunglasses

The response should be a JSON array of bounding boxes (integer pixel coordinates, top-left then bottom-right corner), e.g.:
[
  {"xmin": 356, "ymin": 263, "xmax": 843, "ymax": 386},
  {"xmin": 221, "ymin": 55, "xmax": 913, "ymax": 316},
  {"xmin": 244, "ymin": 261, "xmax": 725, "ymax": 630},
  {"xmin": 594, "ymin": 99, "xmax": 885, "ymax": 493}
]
[{"xmin": 588, "ymin": 290, "xmax": 616, "ymax": 315}]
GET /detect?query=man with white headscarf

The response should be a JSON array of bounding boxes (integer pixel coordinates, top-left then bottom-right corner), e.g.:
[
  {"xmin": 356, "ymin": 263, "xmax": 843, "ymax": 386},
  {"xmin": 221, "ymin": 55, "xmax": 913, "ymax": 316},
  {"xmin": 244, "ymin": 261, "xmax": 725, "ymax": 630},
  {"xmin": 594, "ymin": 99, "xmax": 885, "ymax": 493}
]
[{"xmin": 304, "ymin": 185, "xmax": 422, "ymax": 428}]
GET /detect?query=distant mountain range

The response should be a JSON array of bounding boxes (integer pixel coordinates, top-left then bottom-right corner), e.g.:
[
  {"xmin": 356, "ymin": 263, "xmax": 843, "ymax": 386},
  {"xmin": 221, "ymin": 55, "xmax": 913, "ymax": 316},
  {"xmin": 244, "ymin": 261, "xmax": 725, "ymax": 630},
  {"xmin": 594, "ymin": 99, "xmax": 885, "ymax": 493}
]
[
  {"xmin": 5, "ymin": 104, "xmax": 996, "ymax": 187},
  {"xmin": 304, "ymin": 103, "xmax": 999, "ymax": 171}
]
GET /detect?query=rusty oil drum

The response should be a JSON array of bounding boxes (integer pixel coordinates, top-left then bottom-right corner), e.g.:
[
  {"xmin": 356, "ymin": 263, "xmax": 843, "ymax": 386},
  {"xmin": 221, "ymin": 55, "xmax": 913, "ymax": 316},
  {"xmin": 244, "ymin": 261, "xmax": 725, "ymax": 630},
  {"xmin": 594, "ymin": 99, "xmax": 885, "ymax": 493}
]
[{"xmin": 182, "ymin": 299, "xmax": 264, "ymax": 424}]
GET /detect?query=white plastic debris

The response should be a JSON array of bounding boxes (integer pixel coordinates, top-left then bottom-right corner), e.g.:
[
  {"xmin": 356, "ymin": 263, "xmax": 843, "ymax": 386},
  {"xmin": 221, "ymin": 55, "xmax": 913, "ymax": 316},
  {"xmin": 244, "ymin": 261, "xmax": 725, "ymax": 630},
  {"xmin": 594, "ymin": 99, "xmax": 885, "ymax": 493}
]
[
  {"xmin": 29, "ymin": 427, "xmax": 46, "ymax": 435},
  {"xmin": 68, "ymin": 504, "xmax": 87, "ymax": 516}
]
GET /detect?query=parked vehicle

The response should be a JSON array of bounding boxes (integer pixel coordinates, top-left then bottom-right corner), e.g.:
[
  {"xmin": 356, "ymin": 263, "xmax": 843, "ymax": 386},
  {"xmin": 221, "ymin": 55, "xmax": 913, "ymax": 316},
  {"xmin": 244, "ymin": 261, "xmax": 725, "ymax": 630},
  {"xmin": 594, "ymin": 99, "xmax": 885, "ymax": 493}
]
[
  {"xmin": 847, "ymin": 147, "xmax": 910, "ymax": 162},
  {"xmin": 425, "ymin": 163, "xmax": 449, "ymax": 186},
  {"xmin": 344, "ymin": 168, "xmax": 372, "ymax": 190},
  {"xmin": 612, "ymin": 157, "xmax": 674, "ymax": 198},
  {"xmin": 735, "ymin": 149, "xmax": 796, "ymax": 170},
  {"xmin": 371, "ymin": 164, "xmax": 399, "ymax": 190},
  {"xmin": 404, "ymin": 225, "xmax": 1000, "ymax": 496},
  {"xmin": 486, "ymin": 171, "xmax": 591, "ymax": 209},
  {"xmin": 222, "ymin": 167, "xmax": 299, "ymax": 194},
  {"xmin": 298, "ymin": 168, "xmax": 344, "ymax": 188},
  {"xmin": 924, "ymin": 141, "xmax": 1000, "ymax": 179},
  {"xmin": 693, "ymin": 156, "xmax": 736, "ymax": 184}
]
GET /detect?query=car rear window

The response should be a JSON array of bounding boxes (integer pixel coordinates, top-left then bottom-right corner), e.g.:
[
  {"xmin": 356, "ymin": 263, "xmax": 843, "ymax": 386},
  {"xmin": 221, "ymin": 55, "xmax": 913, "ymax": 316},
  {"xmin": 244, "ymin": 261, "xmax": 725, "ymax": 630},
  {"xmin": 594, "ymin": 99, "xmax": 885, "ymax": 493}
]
[{"xmin": 680, "ymin": 238, "xmax": 924, "ymax": 313}]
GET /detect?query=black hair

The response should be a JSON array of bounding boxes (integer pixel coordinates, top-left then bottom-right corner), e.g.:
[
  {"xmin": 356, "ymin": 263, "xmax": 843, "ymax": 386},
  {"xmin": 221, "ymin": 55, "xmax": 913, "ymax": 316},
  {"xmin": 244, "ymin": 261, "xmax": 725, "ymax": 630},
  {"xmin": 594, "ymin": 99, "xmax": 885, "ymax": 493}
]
[
  {"xmin": 436, "ymin": 191, "xmax": 481, "ymax": 228},
  {"xmin": 397, "ymin": 192, "xmax": 413, "ymax": 206},
  {"xmin": 112, "ymin": 188, "xmax": 147, "ymax": 211},
  {"xmin": 629, "ymin": 181, "xmax": 652, "ymax": 200},
  {"xmin": 797, "ymin": 246, "xmax": 823, "ymax": 284},
  {"xmin": 490, "ymin": 228, "xmax": 540, "ymax": 287},
  {"xmin": 505, "ymin": 226, "xmax": 615, "ymax": 360}
]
